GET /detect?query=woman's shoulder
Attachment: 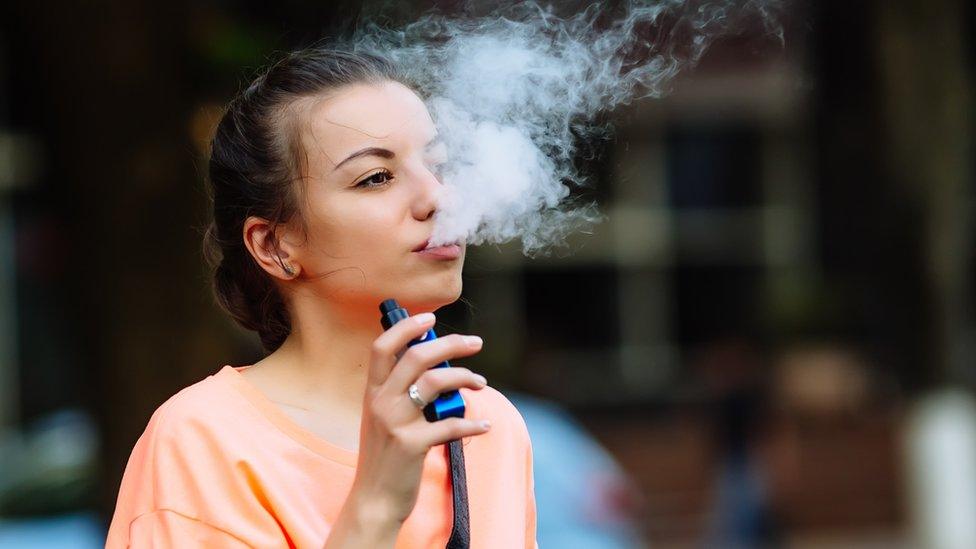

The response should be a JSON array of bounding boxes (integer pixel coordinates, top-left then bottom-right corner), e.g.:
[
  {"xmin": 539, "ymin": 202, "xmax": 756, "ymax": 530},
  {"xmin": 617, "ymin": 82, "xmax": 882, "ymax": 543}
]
[
  {"xmin": 462, "ymin": 384, "xmax": 531, "ymax": 445},
  {"xmin": 108, "ymin": 368, "xmax": 274, "ymax": 546},
  {"xmin": 139, "ymin": 366, "xmax": 250, "ymax": 445}
]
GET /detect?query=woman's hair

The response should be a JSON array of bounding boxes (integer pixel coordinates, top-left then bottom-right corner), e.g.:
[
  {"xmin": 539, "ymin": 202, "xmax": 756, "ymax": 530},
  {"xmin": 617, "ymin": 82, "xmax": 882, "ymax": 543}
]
[{"xmin": 202, "ymin": 47, "xmax": 406, "ymax": 353}]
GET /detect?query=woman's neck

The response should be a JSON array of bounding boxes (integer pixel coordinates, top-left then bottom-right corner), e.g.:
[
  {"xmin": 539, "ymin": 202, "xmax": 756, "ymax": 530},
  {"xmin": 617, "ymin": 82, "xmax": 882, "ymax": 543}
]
[{"xmin": 251, "ymin": 299, "xmax": 385, "ymax": 419}]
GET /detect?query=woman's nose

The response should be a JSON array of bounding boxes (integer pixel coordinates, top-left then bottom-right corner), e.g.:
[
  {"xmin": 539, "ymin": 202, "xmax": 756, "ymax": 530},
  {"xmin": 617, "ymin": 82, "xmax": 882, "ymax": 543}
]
[{"xmin": 411, "ymin": 163, "xmax": 443, "ymax": 221}]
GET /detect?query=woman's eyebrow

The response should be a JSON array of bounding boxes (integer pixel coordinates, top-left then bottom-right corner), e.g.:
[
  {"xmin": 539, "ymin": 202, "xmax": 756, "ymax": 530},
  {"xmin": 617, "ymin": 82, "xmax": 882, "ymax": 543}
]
[
  {"xmin": 332, "ymin": 136, "xmax": 443, "ymax": 172},
  {"xmin": 332, "ymin": 147, "xmax": 394, "ymax": 172}
]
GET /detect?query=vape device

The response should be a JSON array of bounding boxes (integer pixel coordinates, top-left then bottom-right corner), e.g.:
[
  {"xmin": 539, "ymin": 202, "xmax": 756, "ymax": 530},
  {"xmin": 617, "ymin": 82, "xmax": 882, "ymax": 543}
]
[{"xmin": 379, "ymin": 298, "xmax": 466, "ymax": 422}]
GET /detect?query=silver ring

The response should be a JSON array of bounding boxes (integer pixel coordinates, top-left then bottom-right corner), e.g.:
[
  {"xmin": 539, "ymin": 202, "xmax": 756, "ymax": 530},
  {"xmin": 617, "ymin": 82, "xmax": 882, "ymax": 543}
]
[{"xmin": 408, "ymin": 383, "xmax": 428, "ymax": 408}]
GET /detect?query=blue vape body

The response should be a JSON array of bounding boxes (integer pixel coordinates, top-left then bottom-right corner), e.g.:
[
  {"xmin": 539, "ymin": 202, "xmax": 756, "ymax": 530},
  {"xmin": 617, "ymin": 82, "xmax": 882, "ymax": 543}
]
[{"xmin": 379, "ymin": 299, "xmax": 466, "ymax": 422}]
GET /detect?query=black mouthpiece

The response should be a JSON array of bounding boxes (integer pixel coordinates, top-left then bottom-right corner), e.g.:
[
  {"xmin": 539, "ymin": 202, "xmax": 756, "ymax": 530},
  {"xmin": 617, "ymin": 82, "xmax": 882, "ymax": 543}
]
[
  {"xmin": 379, "ymin": 299, "xmax": 401, "ymax": 315},
  {"xmin": 379, "ymin": 298, "xmax": 409, "ymax": 330}
]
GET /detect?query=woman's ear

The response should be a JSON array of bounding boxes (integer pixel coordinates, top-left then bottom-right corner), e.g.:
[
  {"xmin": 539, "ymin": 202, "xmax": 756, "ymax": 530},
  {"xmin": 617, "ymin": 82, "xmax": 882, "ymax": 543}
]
[{"xmin": 242, "ymin": 216, "xmax": 302, "ymax": 280}]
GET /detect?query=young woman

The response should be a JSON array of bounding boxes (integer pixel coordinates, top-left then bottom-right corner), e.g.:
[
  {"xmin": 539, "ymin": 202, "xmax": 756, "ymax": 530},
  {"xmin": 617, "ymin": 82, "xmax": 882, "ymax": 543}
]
[{"xmin": 105, "ymin": 48, "xmax": 537, "ymax": 548}]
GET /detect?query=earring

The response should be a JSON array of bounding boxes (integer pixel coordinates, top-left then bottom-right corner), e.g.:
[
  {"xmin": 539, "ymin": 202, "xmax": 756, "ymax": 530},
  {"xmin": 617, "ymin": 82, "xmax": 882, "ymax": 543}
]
[{"xmin": 283, "ymin": 264, "xmax": 295, "ymax": 276}]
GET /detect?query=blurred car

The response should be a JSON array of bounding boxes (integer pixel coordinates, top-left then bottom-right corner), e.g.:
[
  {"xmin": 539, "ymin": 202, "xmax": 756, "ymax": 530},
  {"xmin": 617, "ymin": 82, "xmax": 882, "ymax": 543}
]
[{"xmin": 507, "ymin": 391, "xmax": 647, "ymax": 549}]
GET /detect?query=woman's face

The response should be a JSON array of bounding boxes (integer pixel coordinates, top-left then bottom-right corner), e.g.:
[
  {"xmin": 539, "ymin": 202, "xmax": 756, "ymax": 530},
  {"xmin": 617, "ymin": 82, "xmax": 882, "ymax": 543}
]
[{"xmin": 279, "ymin": 80, "xmax": 464, "ymax": 314}]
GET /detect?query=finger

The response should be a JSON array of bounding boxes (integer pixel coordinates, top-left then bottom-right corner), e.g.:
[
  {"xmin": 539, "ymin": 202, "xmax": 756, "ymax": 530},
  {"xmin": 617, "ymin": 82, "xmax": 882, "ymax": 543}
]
[
  {"xmin": 413, "ymin": 367, "xmax": 487, "ymax": 404},
  {"xmin": 368, "ymin": 312, "xmax": 436, "ymax": 386},
  {"xmin": 385, "ymin": 333, "xmax": 484, "ymax": 393},
  {"xmin": 413, "ymin": 416, "xmax": 492, "ymax": 447}
]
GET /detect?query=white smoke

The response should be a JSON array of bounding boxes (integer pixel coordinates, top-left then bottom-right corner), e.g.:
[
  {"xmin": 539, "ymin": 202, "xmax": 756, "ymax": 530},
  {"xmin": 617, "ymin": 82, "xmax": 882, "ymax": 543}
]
[{"xmin": 348, "ymin": 0, "xmax": 783, "ymax": 256}]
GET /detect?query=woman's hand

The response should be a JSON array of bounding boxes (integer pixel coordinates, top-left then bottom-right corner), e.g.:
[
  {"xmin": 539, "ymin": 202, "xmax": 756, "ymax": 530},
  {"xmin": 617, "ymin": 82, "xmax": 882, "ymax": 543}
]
[{"xmin": 345, "ymin": 312, "xmax": 490, "ymax": 530}]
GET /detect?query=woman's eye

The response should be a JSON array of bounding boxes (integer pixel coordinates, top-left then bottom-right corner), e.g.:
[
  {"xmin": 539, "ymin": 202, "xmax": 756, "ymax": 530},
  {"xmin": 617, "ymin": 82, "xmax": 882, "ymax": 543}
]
[{"xmin": 356, "ymin": 170, "xmax": 394, "ymax": 189}]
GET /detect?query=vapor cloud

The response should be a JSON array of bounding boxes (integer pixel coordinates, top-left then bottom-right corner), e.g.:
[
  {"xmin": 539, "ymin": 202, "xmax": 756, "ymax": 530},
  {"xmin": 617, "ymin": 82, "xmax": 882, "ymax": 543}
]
[{"xmin": 348, "ymin": 1, "xmax": 783, "ymax": 256}]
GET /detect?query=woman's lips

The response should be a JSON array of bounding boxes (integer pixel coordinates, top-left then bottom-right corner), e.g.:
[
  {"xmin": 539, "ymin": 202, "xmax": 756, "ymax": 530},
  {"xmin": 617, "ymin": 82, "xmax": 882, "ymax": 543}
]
[{"xmin": 414, "ymin": 243, "xmax": 461, "ymax": 260}]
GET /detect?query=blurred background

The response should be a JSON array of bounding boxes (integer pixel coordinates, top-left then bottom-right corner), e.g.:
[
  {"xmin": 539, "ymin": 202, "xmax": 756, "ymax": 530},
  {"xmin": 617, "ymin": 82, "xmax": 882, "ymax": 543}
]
[{"xmin": 0, "ymin": 0, "xmax": 973, "ymax": 547}]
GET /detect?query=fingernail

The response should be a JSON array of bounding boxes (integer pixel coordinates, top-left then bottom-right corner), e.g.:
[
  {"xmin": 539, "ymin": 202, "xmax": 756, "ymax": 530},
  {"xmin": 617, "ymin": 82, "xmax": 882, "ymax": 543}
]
[
  {"xmin": 480, "ymin": 420, "xmax": 491, "ymax": 430},
  {"xmin": 464, "ymin": 336, "xmax": 483, "ymax": 347},
  {"xmin": 415, "ymin": 313, "xmax": 435, "ymax": 325},
  {"xmin": 475, "ymin": 374, "xmax": 487, "ymax": 386}
]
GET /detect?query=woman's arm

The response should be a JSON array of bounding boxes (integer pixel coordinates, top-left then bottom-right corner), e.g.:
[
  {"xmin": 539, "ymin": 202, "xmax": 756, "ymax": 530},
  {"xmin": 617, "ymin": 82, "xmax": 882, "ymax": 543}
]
[{"xmin": 322, "ymin": 491, "xmax": 402, "ymax": 549}]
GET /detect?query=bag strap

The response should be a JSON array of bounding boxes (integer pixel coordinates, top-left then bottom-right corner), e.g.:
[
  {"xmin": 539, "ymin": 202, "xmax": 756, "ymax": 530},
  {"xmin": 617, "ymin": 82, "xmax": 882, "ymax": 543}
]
[{"xmin": 444, "ymin": 438, "xmax": 470, "ymax": 548}]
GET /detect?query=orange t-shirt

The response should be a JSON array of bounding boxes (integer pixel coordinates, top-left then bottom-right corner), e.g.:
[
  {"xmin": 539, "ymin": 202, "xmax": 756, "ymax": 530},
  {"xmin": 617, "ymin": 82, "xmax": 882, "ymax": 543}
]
[{"xmin": 105, "ymin": 365, "xmax": 537, "ymax": 548}]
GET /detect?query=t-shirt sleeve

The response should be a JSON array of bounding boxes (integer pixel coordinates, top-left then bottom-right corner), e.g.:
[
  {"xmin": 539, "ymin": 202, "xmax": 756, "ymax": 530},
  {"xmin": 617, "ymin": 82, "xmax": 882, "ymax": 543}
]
[
  {"xmin": 525, "ymin": 432, "xmax": 538, "ymax": 549},
  {"xmin": 127, "ymin": 509, "xmax": 251, "ymax": 548},
  {"xmin": 106, "ymin": 391, "xmax": 282, "ymax": 548}
]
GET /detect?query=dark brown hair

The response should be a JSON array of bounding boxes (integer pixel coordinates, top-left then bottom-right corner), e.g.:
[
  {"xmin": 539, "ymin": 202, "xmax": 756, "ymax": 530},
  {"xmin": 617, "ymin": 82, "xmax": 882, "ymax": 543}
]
[{"xmin": 202, "ymin": 47, "xmax": 405, "ymax": 353}]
